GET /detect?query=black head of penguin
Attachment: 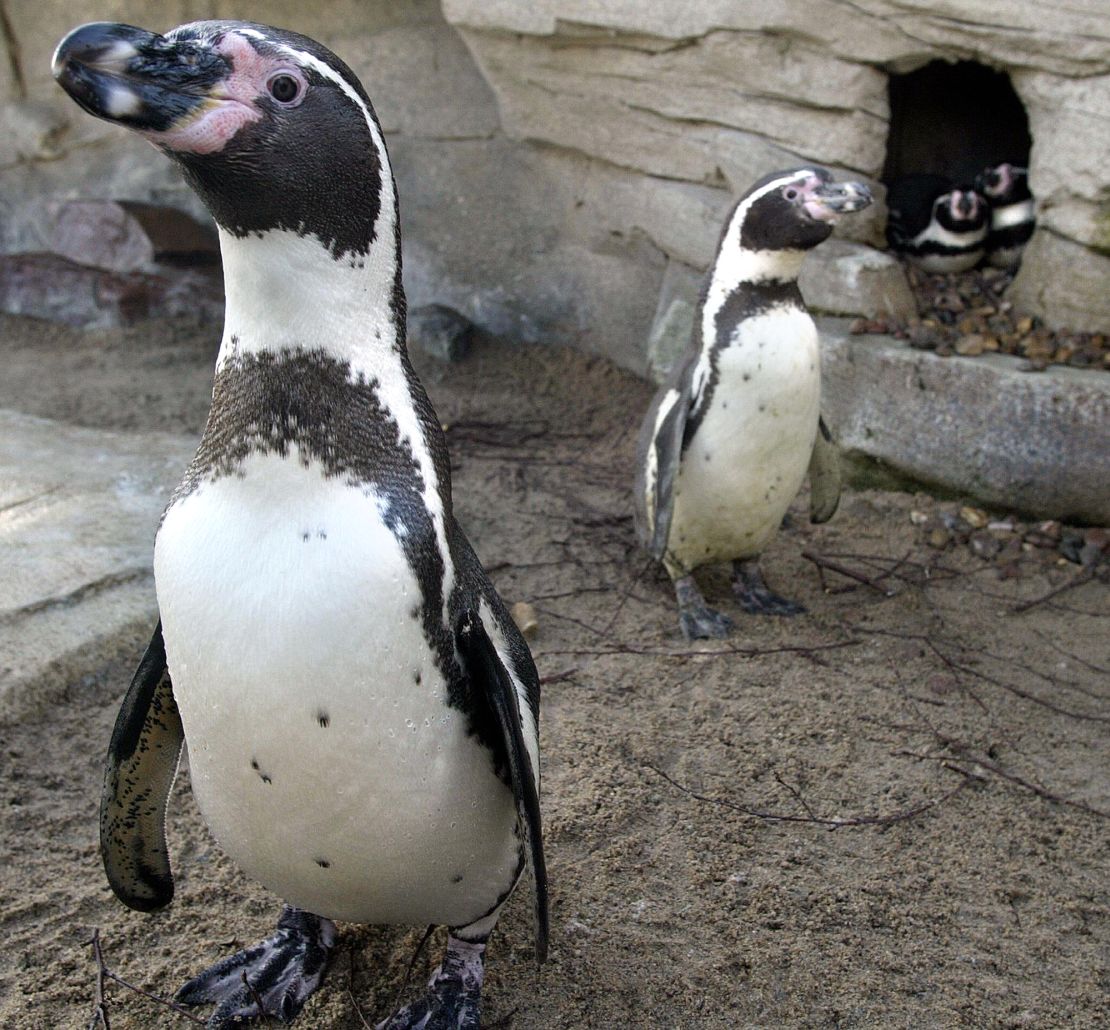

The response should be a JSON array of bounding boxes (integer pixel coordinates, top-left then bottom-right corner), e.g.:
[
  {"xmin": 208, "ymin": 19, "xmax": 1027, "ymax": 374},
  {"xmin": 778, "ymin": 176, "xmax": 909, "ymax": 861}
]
[
  {"xmin": 975, "ymin": 163, "xmax": 1032, "ymax": 205},
  {"xmin": 733, "ymin": 167, "xmax": 873, "ymax": 253},
  {"xmin": 53, "ymin": 21, "xmax": 385, "ymax": 262},
  {"xmin": 932, "ymin": 188, "xmax": 989, "ymax": 234}
]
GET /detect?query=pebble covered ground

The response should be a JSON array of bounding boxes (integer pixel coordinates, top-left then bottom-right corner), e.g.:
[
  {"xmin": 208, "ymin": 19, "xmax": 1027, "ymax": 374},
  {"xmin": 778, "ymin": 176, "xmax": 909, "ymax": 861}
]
[{"xmin": 850, "ymin": 265, "xmax": 1110, "ymax": 372}]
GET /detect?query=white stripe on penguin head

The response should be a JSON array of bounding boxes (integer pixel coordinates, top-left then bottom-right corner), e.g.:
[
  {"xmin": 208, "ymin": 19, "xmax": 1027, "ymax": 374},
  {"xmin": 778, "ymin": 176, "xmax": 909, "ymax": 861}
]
[{"xmin": 692, "ymin": 170, "xmax": 815, "ymax": 410}]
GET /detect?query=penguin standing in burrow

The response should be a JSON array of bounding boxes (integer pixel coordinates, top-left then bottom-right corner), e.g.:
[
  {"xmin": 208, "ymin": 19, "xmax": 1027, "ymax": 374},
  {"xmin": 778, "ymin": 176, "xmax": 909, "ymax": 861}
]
[
  {"xmin": 975, "ymin": 162, "xmax": 1035, "ymax": 270},
  {"xmin": 634, "ymin": 168, "xmax": 872, "ymax": 640},
  {"xmin": 53, "ymin": 20, "xmax": 546, "ymax": 1029},
  {"xmin": 885, "ymin": 173, "xmax": 989, "ymax": 273}
]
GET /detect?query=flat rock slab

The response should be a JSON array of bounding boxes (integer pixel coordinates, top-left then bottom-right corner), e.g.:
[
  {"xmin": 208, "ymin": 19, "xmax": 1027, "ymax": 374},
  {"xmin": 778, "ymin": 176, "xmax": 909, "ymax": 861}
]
[
  {"xmin": 821, "ymin": 322, "xmax": 1110, "ymax": 524},
  {"xmin": 0, "ymin": 411, "xmax": 194, "ymax": 722}
]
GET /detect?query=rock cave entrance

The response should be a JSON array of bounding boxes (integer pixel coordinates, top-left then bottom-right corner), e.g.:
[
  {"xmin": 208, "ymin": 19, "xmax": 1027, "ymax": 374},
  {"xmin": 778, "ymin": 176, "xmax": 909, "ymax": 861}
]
[{"xmin": 882, "ymin": 60, "xmax": 1031, "ymax": 189}]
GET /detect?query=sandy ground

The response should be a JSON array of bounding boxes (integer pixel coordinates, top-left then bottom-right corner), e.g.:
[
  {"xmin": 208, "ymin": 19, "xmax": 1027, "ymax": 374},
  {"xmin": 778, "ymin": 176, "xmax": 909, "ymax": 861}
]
[{"xmin": 0, "ymin": 314, "xmax": 1107, "ymax": 1029}]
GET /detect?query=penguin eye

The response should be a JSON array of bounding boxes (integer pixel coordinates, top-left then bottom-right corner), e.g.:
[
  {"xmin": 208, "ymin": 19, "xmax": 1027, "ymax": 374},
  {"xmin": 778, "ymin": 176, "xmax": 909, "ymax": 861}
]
[
  {"xmin": 267, "ymin": 73, "xmax": 303, "ymax": 105},
  {"xmin": 784, "ymin": 187, "xmax": 800, "ymax": 201}
]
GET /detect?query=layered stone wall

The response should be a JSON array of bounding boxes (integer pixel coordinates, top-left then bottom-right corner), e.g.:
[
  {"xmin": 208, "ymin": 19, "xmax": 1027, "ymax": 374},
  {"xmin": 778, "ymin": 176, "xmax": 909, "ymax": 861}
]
[
  {"xmin": 2, "ymin": 1, "xmax": 1108, "ymax": 371},
  {"xmin": 444, "ymin": 0, "xmax": 1110, "ymax": 342}
]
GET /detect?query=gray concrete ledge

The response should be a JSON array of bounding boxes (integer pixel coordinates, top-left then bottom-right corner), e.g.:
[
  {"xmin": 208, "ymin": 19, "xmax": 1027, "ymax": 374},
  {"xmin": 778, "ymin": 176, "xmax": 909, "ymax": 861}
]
[
  {"xmin": 820, "ymin": 322, "xmax": 1110, "ymax": 525},
  {"xmin": 0, "ymin": 411, "xmax": 193, "ymax": 722}
]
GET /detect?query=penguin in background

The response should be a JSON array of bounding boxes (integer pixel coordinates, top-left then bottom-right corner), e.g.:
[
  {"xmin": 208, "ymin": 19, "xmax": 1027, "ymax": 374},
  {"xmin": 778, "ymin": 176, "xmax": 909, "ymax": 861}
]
[
  {"xmin": 634, "ymin": 168, "xmax": 872, "ymax": 640},
  {"xmin": 53, "ymin": 20, "xmax": 547, "ymax": 1029},
  {"xmin": 975, "ymin": 162, "xmax": 1035, "ymax": 270},
  {"xmin": 886, "ymin": 173, "xmax": 989, "ymax": 273}
]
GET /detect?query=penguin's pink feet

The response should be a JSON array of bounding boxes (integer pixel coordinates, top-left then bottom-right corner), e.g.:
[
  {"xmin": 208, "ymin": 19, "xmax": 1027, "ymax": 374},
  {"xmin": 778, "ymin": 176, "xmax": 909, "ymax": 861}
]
[
  {"xmin": 378, "ymin": 935, "xmax": 486, "ymax": 1030},
  {"xmin": 176, "ymin": 906, "xmax": 335, "ymax": 1027}
]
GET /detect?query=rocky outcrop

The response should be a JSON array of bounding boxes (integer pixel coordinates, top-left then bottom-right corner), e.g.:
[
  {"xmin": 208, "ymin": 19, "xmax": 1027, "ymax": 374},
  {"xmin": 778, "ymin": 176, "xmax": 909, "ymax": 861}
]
[
  {"xmin": 820, "ymin": 324, "xmax": 1110, "ymax": 525},
  {"xmin": 445, "ymin": 0, "xmax": 1110, "ymax": 337},
  {"xmin": 2, "ymin": 1, "xmax": 1105, "ymax": 359}
]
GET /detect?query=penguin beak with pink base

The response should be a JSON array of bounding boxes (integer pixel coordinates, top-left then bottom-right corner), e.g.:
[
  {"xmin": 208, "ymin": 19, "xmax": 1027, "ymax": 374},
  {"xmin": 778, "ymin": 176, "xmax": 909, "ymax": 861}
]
[
  {"xmin": 52, "ymin": 21, "xmax": 296, "ymax": 156},
  {"xmin": 798, "ymin": 174, "xmax": 874, "ymax": 224}
]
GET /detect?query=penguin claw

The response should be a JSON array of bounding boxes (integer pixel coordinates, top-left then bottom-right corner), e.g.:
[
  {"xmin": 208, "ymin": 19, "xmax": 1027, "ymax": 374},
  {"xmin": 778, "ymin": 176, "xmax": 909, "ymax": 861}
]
[
  {"xmin": 378, "ymin": 936, "xmax": 485, "ymax": 1030},
  {"xmin": 176, "ymin": 907, "xmax": 335, "ymax": 1028},
  {"xmin": 679, "ymin": 605, "xmax": 734, "ymax": 640}
]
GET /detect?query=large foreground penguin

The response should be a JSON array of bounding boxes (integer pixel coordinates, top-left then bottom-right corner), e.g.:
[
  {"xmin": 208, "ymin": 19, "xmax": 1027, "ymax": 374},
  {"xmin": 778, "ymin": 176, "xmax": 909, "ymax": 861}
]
[
  {"xmin": 634, "ymin": 168, "xmax": 872, "ymax": 640},
  {"xmin": 54, "ymin": 21, "xmax": 547, "ymax": 1028}
]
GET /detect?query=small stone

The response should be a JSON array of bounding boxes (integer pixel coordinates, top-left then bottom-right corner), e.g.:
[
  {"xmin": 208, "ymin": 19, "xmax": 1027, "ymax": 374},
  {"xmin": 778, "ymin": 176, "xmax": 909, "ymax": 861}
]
[
  {"xmin": 510, "ymin": 601, "xmax": 539, "ymax": 639},
  {"xmin": 1058, "ymin": 530, "xmax": 1086, "ymax": 564},
  {"xmin": 969, "ymin": 530, "xmax": 1002, "ymax": 559},
  {"xmin": 1037, "ymin": 520, "xmax": 1062, "ymax": 541},
  {"xmin": 955, "ymin": 333, "xmax": 986, "ymax": 356},
  {"xmin": 1015, "ymin": 315, "xmax": 1034, "ymax": 334},
  {"xmin": 909, "ymin": 510, "xmax": 930, "ymax": 526},
  {"xmin": 980, "ymin": 336, "xmax": 1000, "ymax": 352},
  {"xmin": 1084, "ymin": 527, "xmax": 1109, "ymax": 552},
  {"xmin": 926, "ymin": 527, "xmax": 950, "ymax": 549},
  {"xmin": 959, "ymin": 506, "xmax": 989, "ymax": 529},
  {"xmin": 908, "ymin": 324, "xmax": 939, "ymax": 349}
]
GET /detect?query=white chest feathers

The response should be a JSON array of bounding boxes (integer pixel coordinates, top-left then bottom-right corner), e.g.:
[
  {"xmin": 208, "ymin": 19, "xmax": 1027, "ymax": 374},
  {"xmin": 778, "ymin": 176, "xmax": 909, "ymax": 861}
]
[
  {"xmin": 153, "ymin": 451, "xmax": 519, "ymax": 926},
  {"xmin": 667, "ymin": 305, "xmax": 821, "ymax": 572}
]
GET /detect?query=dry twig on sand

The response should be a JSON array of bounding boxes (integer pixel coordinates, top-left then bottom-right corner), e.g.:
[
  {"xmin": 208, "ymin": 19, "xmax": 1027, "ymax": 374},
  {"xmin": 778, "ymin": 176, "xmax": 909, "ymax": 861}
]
[
  {"xmin": 85, "ymin": 928, "xmax": 205, "ymax": 1026},
  {"xmin": 643, "ymin": 760, "xmax": 972, "ymax": 829}
]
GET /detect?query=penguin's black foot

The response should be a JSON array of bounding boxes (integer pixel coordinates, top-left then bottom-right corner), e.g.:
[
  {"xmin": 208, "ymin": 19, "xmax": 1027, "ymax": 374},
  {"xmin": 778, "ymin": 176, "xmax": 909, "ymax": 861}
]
[
  {"xmin": 732, "ymin": 559, "xmax": 806, "ymax": 617},
  {"xmin": 378, "ymin": 935, "xmax": 485, "ymax": 1030},
  {"xmin": 679, "ymin": 604, "xmax": 734, "ymax": 640},
  {"xmin": 176, "ymin": 906, "xmax": 335, "ymax": 1027},
  {"xmin": 673, "ymin": 574, "xmax": 734, "ymax": 640}
]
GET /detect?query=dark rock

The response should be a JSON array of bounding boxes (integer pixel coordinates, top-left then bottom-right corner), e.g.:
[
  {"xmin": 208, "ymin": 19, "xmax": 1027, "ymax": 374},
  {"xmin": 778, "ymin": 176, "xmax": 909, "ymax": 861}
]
[
  {"xmin": 969, "ymin": 530, "xmax": 1002, "ymax": 559},
  {"xmin": 1058, "ymin": 529, "xmax": 1086, "ymax": 564},
  {"xmin": 408, "ymin": 304, "xmax": 474, "ymax": 362},
  {"xmin": 49, "ymin": 200, "xmax": 219, "ymax": 273},
  {"xmin": 908, "ymin": 323, "xmax": 939, "ymax": 350},
  {"xmin": 926, "ymin": 527, "xmax": 950, "ymax": 549},
  {"xmin": 1079, "ymin": 542, "xmax": 1106, "ymax": 568},
  {"xmin": 0, "ymin": 252, "xmax": 223, "ymax": 329},
  {"xmin": 1084, "ymin": 527, "xmax": 1109, "ymax": 552}
]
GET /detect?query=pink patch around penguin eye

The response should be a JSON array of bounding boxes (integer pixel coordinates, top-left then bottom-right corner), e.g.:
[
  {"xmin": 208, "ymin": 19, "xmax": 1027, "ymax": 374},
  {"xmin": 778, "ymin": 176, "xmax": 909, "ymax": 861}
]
[{"xmin": 139, "ymin": 32, "xmax": 304, "ymax": 155}]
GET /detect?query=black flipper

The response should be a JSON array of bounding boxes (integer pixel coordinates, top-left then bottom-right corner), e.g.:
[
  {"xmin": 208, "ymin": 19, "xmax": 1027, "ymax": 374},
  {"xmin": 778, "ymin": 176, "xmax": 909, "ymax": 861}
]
[
  {"xmin": 456, "ymin": 609, "xmax": 549, "ymax": 964},
  {"xmin": 100, "ymin": 621, "xmax": 184, "ymax": 912}
]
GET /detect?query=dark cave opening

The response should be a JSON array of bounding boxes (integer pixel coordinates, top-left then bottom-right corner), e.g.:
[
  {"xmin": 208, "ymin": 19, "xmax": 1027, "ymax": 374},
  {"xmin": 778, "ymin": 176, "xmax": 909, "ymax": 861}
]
[{"xmin": 882, "ymin": 60, "xmax": 1031, "ymax": 188}]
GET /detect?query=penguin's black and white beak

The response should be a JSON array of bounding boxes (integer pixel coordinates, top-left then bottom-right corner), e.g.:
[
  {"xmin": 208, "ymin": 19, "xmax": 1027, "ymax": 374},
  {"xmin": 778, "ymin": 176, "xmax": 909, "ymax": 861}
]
[
  {"xmin": 52, "ymin": 23, "xmax": 230, "ymax": 134},
  {"xmin": 948, "ymin": 189, "xmax": 984, "ymax": 222},
  {"xmin": 800, "ymin": 179, "xmax": 874, "ymax": 224},
  {"xmin": 53, "ymin": 22, "xmax": 308, "ymax": 157}
]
